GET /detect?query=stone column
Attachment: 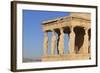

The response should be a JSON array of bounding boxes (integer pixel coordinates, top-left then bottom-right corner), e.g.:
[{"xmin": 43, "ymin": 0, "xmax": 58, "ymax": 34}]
[
  {"xmin": 58, "ymin": 28, "xmax": 64, "ymax": 55},
  {"xmin": 81, "ymin": 28, "xmax": 89, "ymax": 54},
  {"xmin": 51, "ymin": 30, "xmax": 56, "ymax": 55},
  {"xmin": 69, "ymin": 27, "xmax": 75, "ymax": 54},
  {"xmin": 43, "ymin": 31, "xmax": 48, "ymax": 56}
]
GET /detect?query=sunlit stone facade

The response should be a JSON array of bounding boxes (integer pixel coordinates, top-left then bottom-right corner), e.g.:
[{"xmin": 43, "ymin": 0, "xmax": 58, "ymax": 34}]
[{"xmin": 42, "ymin": 12, "xmax": 91, "ymax": 61}]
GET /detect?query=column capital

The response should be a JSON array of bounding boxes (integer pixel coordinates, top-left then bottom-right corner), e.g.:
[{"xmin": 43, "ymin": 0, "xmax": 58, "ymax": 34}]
[
  {"xmin": 51, "ymin": 29, "xmax": 55, "ymax": 32},
  {"xmin": 84, "ymin": 27, "xmax": 89, "ymax": 31},
  {"xmin": 59, "ymin": 28, "xmax": 64, "ymax": 34},
  {"xmin": 84, "ymin": 28, "xmax": 89, "ymax": 34},
  {"xmin": 59, "ymin": 27, "xmax": 64, "ymax": 30},
  {"xmin": 70, "ymin": 25, "xmax": 75, "ymax": 28},
  {"xmin": 44, "ymin": 31, "xmax": 48, "ymax": 36},
  {"xmin": 51, "ymin": 29, "xmax": 54, "ymax": 31},
  {"xmin": 69, "ymin": 26, "xmax": 75, "ymax": 32},
  {"xmin": 51, "ymin": 29, "xmax": 56, "ymax": 36}
]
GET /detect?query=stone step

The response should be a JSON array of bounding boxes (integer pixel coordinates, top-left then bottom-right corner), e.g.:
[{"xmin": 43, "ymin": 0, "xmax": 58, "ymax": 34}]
[{"xmin": 42, "ymin": 54, "xmax": 90, "ymax": 61}]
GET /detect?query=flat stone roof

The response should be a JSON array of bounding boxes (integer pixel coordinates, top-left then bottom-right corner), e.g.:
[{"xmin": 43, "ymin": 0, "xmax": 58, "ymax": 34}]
[
  {"xmin": 42, "ymin": 16, "xmax": 70, "ymax": 24},
  {"xmin": 42, "ymin": 12, "xmax": 91, "ymax": 24}
]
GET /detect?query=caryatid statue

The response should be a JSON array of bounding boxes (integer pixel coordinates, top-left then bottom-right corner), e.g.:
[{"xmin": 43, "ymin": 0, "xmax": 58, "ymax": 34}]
[
  {"xmin": 51, "ymin": 30, "xmax": 56, "ymax": 55},
  {"xmin": 58, "ymin": 28, "xmax": 64, "ymax": 55},
  {"xmin": 43, "ymin": 32, "xmax": 48, "ymax": 56},
  {"xmin": 69, "ymin": 27, "xmax": 75, "ymax": 54},
  {"xmin": 81, "ymin": 28, "xmax": 89, "ymax": 54}
]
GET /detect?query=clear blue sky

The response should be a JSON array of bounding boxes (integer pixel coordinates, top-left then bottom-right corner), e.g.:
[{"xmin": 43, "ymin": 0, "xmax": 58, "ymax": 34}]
[{"xmin": 22, "ymin": 10, "xmax": 70, "ymax": 60}]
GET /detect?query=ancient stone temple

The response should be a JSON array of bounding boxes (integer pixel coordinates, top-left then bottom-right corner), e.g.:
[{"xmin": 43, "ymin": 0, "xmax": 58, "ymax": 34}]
[{"xmin": 42, "ymin": 12, "xmax": 91, "ymax": 61}]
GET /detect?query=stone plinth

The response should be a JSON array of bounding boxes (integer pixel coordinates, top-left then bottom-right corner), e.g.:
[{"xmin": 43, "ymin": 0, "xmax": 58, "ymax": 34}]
[{"xmin": 42, "ymin": 54, "xmax": 90, "ymax": 61}]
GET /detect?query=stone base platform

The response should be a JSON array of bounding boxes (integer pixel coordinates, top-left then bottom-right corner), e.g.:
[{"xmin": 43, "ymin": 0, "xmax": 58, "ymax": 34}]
[{"xmin": 42, "ymin": 54, "xmax": 90, "ymax": 61}]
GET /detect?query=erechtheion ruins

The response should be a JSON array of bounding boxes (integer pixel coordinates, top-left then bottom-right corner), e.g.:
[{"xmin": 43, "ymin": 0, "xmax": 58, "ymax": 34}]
[{"xmin": 42, "ymin": 12, "xmax": 91, "ymax": 61}]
